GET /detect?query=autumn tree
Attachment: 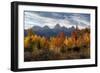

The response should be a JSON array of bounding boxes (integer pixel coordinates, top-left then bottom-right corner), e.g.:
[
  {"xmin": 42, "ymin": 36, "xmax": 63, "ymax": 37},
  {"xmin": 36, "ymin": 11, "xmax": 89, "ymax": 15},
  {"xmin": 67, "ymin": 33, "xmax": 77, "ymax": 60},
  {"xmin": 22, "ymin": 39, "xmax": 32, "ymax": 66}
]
[
  {"xmin": 27, "ymin": 28, "xmax": 34, "ymax": 36},
  {"xmin": 56, "ymin": 32, "xmax": 65, "ymax": 47},
  {"xmin": 67, "ymin": 37, "xmax": 74, "ymax": 48},
  {"xmin": 24, "ymin": 28, "xmax": 35, "ymax": 49},
  {"xmin": 71, "ymin": 31, "xmax": 78, "ymax": 47},
  {"xmin": 82, "ymin": 32, "xmax": 90, "ymax": 47},
  {"xmin": 64, "ymin": 37, "xmax": 68, "ymax": 46},
  {"xmin": 24, "ymin": 36, "xmax": 31, "ymax": 49}
]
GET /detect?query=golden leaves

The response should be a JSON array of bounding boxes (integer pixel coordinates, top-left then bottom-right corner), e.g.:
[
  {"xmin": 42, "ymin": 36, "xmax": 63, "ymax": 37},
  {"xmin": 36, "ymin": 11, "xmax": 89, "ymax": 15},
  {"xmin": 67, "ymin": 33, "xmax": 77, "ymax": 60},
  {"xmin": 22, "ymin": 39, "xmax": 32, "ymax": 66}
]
[{"xmin": 24, "ymin": 28, "xmax": 90, "ymax": 53}]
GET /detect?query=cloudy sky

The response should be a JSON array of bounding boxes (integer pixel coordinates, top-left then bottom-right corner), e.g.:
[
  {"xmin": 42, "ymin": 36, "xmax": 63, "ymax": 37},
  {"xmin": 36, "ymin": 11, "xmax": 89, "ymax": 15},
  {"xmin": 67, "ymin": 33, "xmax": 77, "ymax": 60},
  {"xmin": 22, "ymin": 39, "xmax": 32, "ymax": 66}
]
[{"xmin": 24, "ymin": 11, "xmax": 90, "ymax": 29}]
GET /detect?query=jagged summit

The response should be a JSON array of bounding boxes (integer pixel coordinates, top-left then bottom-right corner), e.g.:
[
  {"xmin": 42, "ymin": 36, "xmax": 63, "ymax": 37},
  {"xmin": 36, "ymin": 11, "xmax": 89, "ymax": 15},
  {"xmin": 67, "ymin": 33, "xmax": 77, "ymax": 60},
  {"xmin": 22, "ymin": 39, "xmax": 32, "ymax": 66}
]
[
  {"xmin": 54, "ymin": 24, "xmax": 61, "ymax": 29},
  {"xmin": 25, "ymin": 24, "xmax": 76, "ymax": 38},
  {"xmin": 43, "ymin": 25, "xmax": 49, "ymax": 29}
]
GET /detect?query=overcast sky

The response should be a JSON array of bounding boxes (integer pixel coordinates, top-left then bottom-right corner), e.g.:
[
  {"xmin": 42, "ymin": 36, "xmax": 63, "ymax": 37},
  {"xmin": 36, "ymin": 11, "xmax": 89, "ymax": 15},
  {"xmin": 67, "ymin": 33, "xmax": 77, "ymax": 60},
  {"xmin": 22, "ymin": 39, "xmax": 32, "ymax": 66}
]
[{"xmin": 24, "ymin": 11, "xmax": 90, "ymax": 29}]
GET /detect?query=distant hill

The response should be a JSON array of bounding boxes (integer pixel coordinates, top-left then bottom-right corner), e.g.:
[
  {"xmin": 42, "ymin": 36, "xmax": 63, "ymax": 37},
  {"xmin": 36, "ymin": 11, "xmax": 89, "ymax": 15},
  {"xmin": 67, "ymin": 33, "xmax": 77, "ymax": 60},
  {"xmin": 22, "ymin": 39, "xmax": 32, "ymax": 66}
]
[{"xmin": 24, "ymin": 24, "xmax": 76, "ymax": 38}]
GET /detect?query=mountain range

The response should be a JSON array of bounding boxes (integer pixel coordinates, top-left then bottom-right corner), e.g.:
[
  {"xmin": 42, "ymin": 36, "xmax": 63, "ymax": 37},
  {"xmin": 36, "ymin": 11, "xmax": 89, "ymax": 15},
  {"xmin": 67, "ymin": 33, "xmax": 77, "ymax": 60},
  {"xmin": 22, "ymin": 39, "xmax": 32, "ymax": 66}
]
[{"xmin": 24, "ymin": 24, "xmax": 76, "ymax": 38}]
